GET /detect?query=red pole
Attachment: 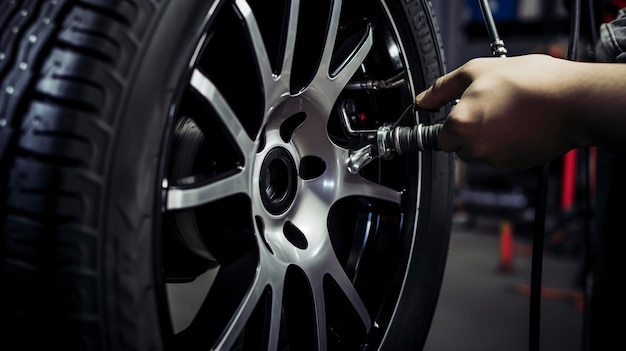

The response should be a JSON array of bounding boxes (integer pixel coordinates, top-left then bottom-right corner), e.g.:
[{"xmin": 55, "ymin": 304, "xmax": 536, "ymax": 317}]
[
  {"xmin": 499, "ymin": 220, "xmax": 514, "ymax": 273},
  {"xmin": 561, "ymin": 149, "xmax": 577, "ymax": 211}
]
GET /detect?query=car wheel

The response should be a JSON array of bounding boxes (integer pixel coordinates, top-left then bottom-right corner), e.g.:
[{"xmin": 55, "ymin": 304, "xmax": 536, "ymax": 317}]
[{"xmin": 0, "ymin": 0, "xmax": 453, "ymax": 350}]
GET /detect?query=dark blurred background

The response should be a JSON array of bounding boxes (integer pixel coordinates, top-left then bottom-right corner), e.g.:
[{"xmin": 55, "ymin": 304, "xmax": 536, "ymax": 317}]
[{"xmin": 423, "ymin": 0, "xmax": 609, "ymax": 349}]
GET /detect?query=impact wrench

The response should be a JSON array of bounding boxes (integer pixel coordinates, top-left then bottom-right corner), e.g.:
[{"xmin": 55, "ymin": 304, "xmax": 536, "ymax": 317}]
[{"xmin": 340, "ymin": 99, "xmax": 444, "ymax": 174}]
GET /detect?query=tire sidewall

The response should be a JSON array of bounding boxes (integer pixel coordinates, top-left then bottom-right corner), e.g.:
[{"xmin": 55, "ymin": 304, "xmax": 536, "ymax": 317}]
[
  {"xmin": 380, "ymin": 0, "xmax": 454, "ymax": 350},
  {"xmin": 101, "ymin": 1, "xmax": 217, "ymax": 348}
]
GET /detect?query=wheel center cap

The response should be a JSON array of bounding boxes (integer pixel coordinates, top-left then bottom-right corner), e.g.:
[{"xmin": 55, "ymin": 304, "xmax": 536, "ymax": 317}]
[{"xmin": 259, "ymin": 147, "xmax": 297, "ymax": 215}]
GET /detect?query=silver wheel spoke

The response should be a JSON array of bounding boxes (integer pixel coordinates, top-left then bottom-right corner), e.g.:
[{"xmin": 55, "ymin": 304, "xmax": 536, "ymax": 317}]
[
  {"xmin": 214, "ymin": 273, "xmax": 271, "ymax": 350},
  {"xmin": 336, "ymin": 173, "xmax": 402, "ymax": 205},
  {"xmin": 311, "ymin": 276, "xmax": 328, "ymax": 351},
  {"xmin": 317, "ymin": 0, "xmax": 342, "ymax": 78},
  {"xmin": 327, "ymin": 26, "xmax": 373, "ymax": 91},
  {"xmin": 166, "ymin": 170, "xmax": 249, "ymax": 211},
  {"xmin": 235, "ymin": 0, "xmax": 273, "ymax": 88},
  {"xmin": 266, "ymin": 285, "xmax": 285, "ymax": 351},
  {"xmin": 310, "ymin": 1, "xmax": 373, "ymax": 102},
  {"xmin": 214, "ymin": 258, "xmax": 287, "ymax": 351},
  {"xmin": 235, "ymin": 0, "xmax": 290, "ymax": 128},
  {"xmin": 190, "ymin": 69, "xmax": 256, "ymax": 156},
  {"xmin": 326, "ymin": 261, "xmax": 372, "ymax": 332},
  {"xmin": 280, "ymin": 0, "xmax": 300, "ymax": 81},
  {"xmin": 300, "ymin": 167, "xmax": 402, "ymax": 208}
]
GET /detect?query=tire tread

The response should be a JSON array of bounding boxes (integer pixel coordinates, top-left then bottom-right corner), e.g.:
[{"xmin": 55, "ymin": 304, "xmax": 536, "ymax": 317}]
[{"xmin": 0, "ymin": 1, "xmax": 160, "ymax": 349}]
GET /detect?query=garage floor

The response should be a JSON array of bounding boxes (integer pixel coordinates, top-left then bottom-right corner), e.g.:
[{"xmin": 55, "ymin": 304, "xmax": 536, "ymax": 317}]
[{"xmin": 424, "ymin": 218, "xmax": 586, "ymax": 351}]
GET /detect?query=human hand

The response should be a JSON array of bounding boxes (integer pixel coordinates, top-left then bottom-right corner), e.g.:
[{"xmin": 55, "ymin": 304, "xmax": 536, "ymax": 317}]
[{"xmin": 416, "ymin": 54, "xmax": 584, "ymax": 168}]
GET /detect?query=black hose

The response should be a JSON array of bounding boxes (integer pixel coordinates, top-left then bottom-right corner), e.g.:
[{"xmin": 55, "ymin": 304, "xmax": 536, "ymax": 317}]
[
  {"xmin": 529, "ymin": 1, "xmax": 582, "ymax": 351},
  {"xmin": 568, "ymin": 0, "xmax": 582, "ymax": 61},
  {"xmin": 529, "ymin": 164, "xmax": 548, "ymax": 351}
]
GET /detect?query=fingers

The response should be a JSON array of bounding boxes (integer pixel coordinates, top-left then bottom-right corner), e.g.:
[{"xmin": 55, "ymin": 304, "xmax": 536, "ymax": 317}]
[
  {"xmin": 434, "ymin": 97, "xmax": 477, "ymax": 155},
  {"xmin": 415, "ymin": 65, "xmax": 473, "ymax": 110},
  {"xmin": 436, "ymin": 121, "xmax": 459, "ymax": 153},
  {"xmin": 435, "ymin": 101, "xmax": 471, "ymax": 155}
]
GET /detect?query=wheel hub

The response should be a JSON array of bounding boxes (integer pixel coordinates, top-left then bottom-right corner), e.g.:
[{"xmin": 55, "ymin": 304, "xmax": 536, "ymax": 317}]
[{"xmin": 259, "ymin": 147, "xmax": 298, "ymax": 215}]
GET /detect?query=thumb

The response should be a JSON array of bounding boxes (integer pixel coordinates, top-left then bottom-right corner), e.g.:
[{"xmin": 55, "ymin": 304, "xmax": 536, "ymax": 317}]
[{"xmin": 436, "ymin": 121, "xmax": 460, "ymax": 153}]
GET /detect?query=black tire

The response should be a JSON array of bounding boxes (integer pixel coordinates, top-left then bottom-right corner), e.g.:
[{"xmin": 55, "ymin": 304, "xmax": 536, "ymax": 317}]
[{"xmin": 0, "ymin": 0, "xmax": 453, "ymax": 350}]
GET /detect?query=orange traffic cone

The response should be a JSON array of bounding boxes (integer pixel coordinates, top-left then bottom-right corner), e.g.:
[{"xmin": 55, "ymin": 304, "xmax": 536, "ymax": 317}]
[{"xmin": 499, "ymin": 220, "xmax": 514, "ymax": 273}]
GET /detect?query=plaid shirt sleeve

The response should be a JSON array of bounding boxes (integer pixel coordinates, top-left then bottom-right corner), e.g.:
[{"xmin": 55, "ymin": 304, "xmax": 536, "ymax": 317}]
[{"xmin": 596, "ymin": 6, "xmax": 626, "ymax": 62}]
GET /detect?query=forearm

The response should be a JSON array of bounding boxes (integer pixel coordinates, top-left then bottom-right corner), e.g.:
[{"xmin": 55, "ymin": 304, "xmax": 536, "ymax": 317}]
[
  {"xmin": 565, "ymin": 61, "xmax": 626, "ymax": 150},
  {"xmin": 415, "ymin": 54, "xmax": 626, "ymax": 168}
]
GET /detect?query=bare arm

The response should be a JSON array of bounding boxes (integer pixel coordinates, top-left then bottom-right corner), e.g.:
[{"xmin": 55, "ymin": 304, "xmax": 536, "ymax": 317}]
[{"xmin": 416, "ymin": 54, "xmax": 626, "ymax": 168}]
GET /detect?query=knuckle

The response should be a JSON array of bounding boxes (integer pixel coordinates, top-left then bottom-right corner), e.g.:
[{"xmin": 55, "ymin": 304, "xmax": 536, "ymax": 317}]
[
  {"xmin": 431, "ymin": 76, "xmax": 445, "ymax": 92},
  {"xmin": 461, "ymin": 57, "xmax": 488, "ymax": 78}
]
